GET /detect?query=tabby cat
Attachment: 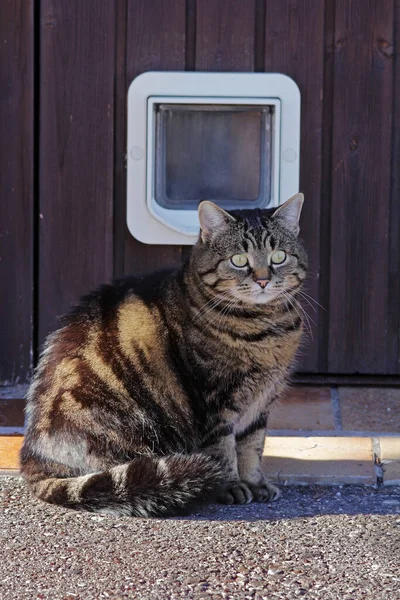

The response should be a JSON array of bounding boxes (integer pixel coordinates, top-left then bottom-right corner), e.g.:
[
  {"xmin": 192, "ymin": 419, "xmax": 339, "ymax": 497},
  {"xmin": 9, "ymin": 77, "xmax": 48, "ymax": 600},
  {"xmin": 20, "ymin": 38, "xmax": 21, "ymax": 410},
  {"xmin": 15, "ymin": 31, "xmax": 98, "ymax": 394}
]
[{"xmin": 20, "ymin": 193, "xmax": 307, "ymax": 517}]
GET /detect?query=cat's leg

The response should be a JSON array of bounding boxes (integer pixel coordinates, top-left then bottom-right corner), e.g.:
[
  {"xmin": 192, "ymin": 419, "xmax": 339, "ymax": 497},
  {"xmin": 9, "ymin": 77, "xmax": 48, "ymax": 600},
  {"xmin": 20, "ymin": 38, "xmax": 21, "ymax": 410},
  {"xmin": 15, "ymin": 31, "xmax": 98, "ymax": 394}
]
[
  {"xmin": 236, "ymin": 423, "xmax": 280, "ymax": 503},
  {"xmin": 202, "ymin": 422, "xmax": 253, "ymax": 505}
]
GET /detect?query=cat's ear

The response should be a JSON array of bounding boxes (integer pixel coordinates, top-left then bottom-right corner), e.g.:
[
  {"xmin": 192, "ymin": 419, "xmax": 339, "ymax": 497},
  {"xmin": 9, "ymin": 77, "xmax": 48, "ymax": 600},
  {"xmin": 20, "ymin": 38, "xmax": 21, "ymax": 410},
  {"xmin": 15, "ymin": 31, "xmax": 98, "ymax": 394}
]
[
  {"xmin": 198, "ymin": 201, "xmax": 236, "ymax": 242},
  {"xmin": 271, "ymin": 193, "xmax": 304, "ymax": 236}
]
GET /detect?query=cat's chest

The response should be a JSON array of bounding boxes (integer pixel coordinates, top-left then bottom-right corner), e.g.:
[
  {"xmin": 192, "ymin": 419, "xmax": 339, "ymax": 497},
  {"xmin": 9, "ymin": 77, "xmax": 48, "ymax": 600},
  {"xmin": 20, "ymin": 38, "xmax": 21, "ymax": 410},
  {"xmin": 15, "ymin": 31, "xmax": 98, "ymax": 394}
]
[
  {"xmin": 188, "ymin": 310, "xmax": 302, "ymax": 374},
  {"xmin": 234, "ymin": 365, "xmax": 284, "ymax": 405},
  {"xmin": 214, "ymin": 327, "xmax": 301, "ymax": 373},
  {"xmin": 233, "ymin": 373, "xmax": 285, "ymax": 435},
  {"xmin": 235, "ymin": 393, "xmax": 269, "ymax": 437}
]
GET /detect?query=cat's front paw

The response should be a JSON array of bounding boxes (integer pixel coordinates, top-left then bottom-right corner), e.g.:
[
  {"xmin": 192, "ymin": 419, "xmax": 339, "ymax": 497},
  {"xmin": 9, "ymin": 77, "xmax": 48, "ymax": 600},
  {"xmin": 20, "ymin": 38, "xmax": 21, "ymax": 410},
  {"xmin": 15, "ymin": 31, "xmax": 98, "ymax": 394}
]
[
  {"xmin": 218, "ymin": 482, "xmax": 253, "ymax": 505},
  {"xmin": 247, "ymin": 482, "xmax": 281, "ymax": 503}
]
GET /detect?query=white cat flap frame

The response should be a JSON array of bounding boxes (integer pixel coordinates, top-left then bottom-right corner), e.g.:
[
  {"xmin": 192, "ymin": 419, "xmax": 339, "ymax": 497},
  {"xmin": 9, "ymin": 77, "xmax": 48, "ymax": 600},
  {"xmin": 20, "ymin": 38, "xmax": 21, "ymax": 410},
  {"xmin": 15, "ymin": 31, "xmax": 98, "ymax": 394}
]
[{"xmin": 127, "ymin": 72, "xmax": 301, "ymax": 245}]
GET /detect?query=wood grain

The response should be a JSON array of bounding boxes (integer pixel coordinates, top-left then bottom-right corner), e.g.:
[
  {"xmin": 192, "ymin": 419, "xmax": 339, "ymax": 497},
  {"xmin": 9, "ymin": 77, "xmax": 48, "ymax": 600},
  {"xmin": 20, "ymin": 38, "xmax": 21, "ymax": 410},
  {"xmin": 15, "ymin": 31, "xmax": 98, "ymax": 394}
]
[
  {"xmin": 264, "ymin": 0, "xmax": 326, "ymax": 372},
  {"xmin": 113, "ymin": 0, "xmax": 128, "ymax": 279},
  {"xmin": 195, "ymin": 0, "xmax": 256, "ymax": 71},
  {"xmin": 328, "ymin": 0, "xmax": 394, "ymax": 373},
  {"xmin": 123, "ymin": 0, "xmax": 186, "ymax": 276},
  {"xmin": 2, "ymin": 0, "xmax": 399, "ymax": 383},
  {"xmin": 318, "ymin": 0, "xmax": 336, "ymax": 373},
  {"xmin": 39, "ymin": 0, "xmax": 115, "ymax": 345},
  {"xmin": 387, "ymin": 0, "xmax": 400, "ymax": 374},
  {"xmin": 0, "ymin": 0, "xmax": 34, "ymax": 385}
]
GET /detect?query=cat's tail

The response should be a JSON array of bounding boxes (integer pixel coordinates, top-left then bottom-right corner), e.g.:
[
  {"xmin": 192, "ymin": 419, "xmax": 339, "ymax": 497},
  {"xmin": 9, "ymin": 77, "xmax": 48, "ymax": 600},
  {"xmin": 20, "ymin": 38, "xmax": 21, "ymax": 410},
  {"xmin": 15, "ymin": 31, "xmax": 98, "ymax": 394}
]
[{"xmin": 23, "ymin": 454, "xmax": 223, "ymax": 517}]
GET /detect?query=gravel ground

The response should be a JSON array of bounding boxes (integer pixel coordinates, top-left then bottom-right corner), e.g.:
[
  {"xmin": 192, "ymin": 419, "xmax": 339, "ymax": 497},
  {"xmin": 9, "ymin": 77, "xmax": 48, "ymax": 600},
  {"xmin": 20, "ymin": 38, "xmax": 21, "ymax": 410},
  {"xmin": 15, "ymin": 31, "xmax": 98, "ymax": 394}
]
[{"xmin": 1, "ymin": 476, "xmax": 400, "ymax": 600}]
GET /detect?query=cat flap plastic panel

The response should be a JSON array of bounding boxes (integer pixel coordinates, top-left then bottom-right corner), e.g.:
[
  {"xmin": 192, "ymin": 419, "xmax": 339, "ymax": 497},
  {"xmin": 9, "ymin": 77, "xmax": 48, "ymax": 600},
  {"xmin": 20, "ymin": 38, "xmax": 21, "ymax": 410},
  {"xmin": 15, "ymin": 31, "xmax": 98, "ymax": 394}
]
[{"xmin": 127, "ymin": 72, "xmax": 300, "ymax": 245}]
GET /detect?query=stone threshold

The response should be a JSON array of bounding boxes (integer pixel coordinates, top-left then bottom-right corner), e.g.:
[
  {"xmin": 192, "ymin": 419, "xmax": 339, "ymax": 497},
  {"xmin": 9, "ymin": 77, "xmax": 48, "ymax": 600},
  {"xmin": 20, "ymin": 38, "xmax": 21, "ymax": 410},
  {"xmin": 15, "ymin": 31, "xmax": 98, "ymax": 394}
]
[{"xmin": 263, "ymin": 436, "xmax": 400, "ymax": 486}]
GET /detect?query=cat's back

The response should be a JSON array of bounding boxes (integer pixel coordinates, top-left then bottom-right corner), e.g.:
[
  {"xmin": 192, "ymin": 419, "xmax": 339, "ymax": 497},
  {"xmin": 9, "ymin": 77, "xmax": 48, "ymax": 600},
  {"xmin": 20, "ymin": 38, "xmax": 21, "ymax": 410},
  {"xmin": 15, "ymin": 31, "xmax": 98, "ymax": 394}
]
[
  {"xmin": 24, "ymin": 269, "xmax": 179, "ymax": 427},
  {"xmin": 40, "ymin": 269, "xmax": 176, "ymax": 359},
  {"xmin": 66, "ymin": 268, "xmax": 176, "ymax": 326},
  {"xmin": 21, "ymin": 267, "xmax": 197, "ymax": 478}
]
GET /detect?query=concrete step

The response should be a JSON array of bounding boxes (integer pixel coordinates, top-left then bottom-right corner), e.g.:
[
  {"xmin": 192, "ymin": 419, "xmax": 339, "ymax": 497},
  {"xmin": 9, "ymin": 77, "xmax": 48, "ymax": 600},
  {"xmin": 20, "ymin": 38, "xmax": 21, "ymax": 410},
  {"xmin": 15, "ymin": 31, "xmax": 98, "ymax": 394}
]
[
  {"xmin": 1, "ymin": 434, "xmax": 399, "ymax": 486},
  {"xmin": 262, "ymin": 435, "xmax": 400, "ymax": 486}
]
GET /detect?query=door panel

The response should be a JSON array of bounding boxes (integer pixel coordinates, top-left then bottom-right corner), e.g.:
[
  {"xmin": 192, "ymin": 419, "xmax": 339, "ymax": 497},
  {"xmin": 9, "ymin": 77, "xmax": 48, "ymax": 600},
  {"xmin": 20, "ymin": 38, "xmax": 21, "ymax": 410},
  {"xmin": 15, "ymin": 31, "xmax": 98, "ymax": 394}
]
[{"xmin": 0, "ymin": 0, "xmax": 34, "ymax": 387}]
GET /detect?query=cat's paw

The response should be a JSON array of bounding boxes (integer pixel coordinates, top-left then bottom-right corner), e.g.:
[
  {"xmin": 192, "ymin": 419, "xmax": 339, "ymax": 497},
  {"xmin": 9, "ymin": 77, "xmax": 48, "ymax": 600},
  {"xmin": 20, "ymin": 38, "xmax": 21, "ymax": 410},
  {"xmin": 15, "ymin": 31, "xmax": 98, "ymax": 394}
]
[
  {"xmin": 218, "ymin": 482, "xmax": 253, "ymax": 505},
  {"xmin": 247, "ymin": 482, "xmax": 281, "ymax": 503}
]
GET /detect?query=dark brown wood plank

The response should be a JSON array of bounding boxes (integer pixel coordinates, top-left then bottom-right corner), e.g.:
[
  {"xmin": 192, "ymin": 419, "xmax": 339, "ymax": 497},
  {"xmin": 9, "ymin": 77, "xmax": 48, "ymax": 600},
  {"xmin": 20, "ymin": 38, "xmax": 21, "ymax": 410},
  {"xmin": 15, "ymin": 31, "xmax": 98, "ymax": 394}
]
[
  {"xmin": 113, "ymin": 0, "xmax": 128, "ymax": 279},
  {"xmin": 0, "ymin": 0, "xmax": 34, "ymax": 385},
  {"xmin": 195, "ymin": 0, "xmax": 256, "ymax": 71},
  {"xmin": 123, "ymin": 0, "xmax": 186, "ymax": 276},
  {"xmin": 328, "ymin": 0, "xmax": 394, "ymax": 374},
  {"xmin": 318, "ymin": 0, "xmax": 336, "ymax": 373},
  {"xmin": 39, "ymin": 0, "xmax": 115, "ymax": 344},
  {"xmin": 387, "ymin": 0, "xmax": 400, "ymax": 373},
  {"xmin": 264, "ymin": 0, "xmax": 325, "ymax": 373}
]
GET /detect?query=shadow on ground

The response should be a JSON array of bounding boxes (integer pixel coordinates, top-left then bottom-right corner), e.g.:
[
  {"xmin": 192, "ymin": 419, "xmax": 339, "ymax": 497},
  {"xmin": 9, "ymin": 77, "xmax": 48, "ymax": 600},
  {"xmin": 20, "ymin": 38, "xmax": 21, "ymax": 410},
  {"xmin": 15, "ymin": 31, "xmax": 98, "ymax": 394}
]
[
  {"xmin": 177, "ymin": 484, "xmax": 400, "ymax": 522},
  {"xmin": 2, "ymin": 476, "xmax": 400, "ymax": 522}
]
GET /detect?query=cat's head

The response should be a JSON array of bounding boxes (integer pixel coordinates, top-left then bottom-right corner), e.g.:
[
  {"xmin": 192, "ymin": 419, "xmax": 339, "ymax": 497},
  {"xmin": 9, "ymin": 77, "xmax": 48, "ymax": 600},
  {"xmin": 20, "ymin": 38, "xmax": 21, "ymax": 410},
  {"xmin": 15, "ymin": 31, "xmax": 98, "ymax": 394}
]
[{"xmin": 192, "ymin": 194, "xmax": 308, "ymax": 306}]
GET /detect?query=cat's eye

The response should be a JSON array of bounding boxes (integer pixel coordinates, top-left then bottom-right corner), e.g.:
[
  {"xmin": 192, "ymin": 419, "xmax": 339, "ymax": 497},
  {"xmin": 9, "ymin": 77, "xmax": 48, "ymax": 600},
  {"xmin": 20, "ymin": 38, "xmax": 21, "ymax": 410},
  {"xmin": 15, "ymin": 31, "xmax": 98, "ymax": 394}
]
[
  {"xmin": 231, "ymin": 254, "xmax": 249, "ymax": 268},
  {"xmin": 271, "ymin": 250, "xmax": 287, "ymax": 265}
]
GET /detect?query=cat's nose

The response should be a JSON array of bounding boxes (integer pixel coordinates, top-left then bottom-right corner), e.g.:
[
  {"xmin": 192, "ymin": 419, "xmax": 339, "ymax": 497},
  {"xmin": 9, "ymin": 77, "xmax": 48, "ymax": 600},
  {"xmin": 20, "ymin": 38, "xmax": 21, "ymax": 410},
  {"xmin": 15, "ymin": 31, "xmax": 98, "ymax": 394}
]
[
  {"xmin": 255, "ymin": 279, "xmax": 269, "ymax": 289},
  {"xmin": 253, "ymin": 268, "xmax": 271, "ymax": 289}
]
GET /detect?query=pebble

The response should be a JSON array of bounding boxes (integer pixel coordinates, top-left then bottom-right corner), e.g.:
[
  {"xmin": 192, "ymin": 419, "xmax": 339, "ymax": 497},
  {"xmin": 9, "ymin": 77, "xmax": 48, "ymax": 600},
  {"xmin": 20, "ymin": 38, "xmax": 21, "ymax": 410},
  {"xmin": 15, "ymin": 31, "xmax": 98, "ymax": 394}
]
[{"xmin": 1, "ymin": 477, "xmax": 400, "ymax": 599}]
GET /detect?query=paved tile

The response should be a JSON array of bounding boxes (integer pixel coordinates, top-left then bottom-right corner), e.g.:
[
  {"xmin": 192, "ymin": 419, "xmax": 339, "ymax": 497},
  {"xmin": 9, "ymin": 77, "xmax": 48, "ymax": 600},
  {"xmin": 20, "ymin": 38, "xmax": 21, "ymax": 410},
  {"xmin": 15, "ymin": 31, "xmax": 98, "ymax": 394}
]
[
  {"xmin": 262, "ymin": 436, "xmax": 376, "ymax": 484},
  {"xmin": 268, "ymin": 386, "xmax": 334, "ymax": 431},
  {"xmin": 380, "ymin": 437, "xmax": 400, "ymax": 484},
  {"xmin": 380, "ymin": 438, "xmax": 400, "ymax": 460},
  {"xmin": 339, "ymin": 387, "xmax": 400, "ymax": 432}
]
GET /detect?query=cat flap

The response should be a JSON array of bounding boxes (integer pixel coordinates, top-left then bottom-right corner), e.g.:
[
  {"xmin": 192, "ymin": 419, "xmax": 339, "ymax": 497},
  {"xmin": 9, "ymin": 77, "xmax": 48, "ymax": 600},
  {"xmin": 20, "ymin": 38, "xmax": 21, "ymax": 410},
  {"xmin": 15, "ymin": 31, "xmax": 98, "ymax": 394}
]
[{"xmin": 127, "ymin": 72, "xmax": 301, "ymax": 244}]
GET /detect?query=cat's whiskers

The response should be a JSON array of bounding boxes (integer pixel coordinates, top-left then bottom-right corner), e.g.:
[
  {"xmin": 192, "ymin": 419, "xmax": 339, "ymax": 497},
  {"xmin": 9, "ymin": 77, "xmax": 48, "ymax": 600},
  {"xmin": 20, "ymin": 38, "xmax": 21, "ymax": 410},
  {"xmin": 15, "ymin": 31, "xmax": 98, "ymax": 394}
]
[
  {"xmin": 192, "ymin": 291, "xmax": 235, "ymax": 325},
  {"xmin": 201, "ymin": 295, "xmax": 239, "ymax": 331},
  {"xmin": 296, "ymin": 289, "xmax": 327, "ymax": 313},
  {"xmin": 215, "ymin": 297, "xmax": 241, "ymax": 331},
  {"xmin": 187, "ymin": 275, "xmax": 226, "ymax": 312},
  {"xmin": 193, "ymin": 297, "xmax": 238, "ymax": 331},
  {"xmin": 275, "ymin": 290, "xmax": 296, "ymax": 330},
  {"xmin": 279, "ymin": 289, "xmax": 314, "ymax": 340},
  {"xmin": 294, "ymin": 291, "xmax": 318, "ymax": 313}
]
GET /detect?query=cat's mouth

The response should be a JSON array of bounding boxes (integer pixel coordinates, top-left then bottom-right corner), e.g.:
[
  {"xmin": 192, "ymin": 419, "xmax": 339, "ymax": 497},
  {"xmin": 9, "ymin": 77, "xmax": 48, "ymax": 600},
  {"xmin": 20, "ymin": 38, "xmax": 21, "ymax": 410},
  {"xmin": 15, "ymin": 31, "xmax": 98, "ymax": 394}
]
[
  {"xmin": 251, "ymin": 288, "xmax": 277, "ymax": 305},
  {"xmin": 231, "ymin": 285, "xmax": 276, "ymax": 305},
  {"xmin": 231, "ymin": 282, "xmax": 294, "ymax": 306}
]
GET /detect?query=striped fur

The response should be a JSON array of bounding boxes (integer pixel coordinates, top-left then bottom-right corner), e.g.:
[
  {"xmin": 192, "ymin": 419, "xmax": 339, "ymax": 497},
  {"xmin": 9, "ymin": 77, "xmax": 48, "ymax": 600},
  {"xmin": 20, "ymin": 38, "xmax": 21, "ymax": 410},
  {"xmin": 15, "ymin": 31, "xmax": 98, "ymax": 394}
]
[{"xmin": 20, "ymin": 195, "xmax": 308, "ymax": 516}]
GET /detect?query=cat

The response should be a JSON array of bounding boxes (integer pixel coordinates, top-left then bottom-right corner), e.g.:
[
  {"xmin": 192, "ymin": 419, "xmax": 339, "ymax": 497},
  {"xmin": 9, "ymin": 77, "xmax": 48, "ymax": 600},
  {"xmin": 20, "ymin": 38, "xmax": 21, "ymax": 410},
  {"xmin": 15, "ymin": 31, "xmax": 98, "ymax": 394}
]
[{"xmin": 20, "ymin": 193, "xmax": 308, "ymax": 517}]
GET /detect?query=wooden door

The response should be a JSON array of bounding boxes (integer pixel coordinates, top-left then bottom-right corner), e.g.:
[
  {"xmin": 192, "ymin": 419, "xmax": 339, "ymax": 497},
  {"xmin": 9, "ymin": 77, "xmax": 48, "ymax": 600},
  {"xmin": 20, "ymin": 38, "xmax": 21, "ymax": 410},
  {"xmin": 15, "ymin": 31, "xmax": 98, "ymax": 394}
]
[{"xmin": 1, "ymin": 0, "xmax": 400, "ymax": 395}]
